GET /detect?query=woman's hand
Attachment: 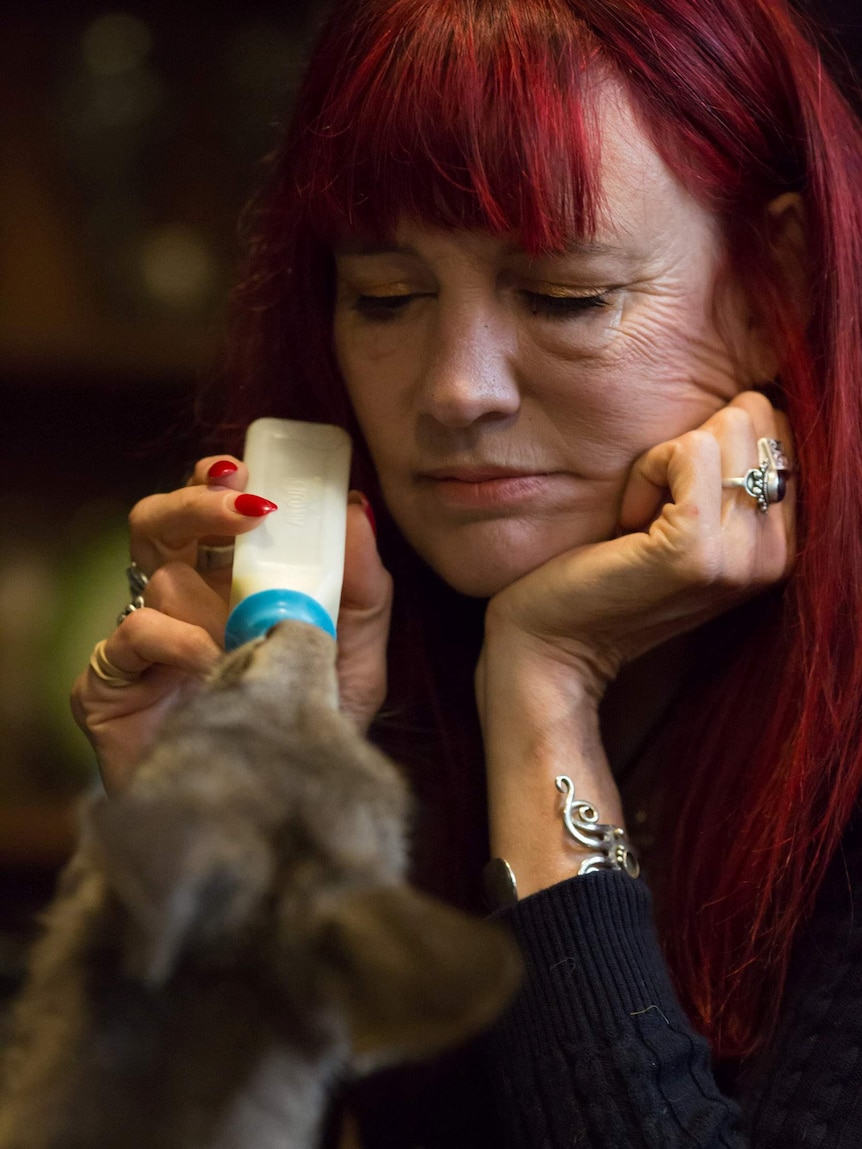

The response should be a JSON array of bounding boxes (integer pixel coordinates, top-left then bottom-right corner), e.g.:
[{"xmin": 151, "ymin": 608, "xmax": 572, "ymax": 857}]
[
  {"xmin": 476, "ymin": 391, "xmax": 794, "ymax": 893},
  {"xmin": 71, "ymin": 458, "xmax": 391, "ymax": 793},
  {"xmin": 482, "ymin": 391, "xmax": 794, "ymax": 699}
]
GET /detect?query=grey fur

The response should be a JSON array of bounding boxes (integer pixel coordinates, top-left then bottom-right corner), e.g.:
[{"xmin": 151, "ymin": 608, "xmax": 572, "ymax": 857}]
[{"xmin": 0, "ymin": 621, "xmax": 520, "ymax": 1149}]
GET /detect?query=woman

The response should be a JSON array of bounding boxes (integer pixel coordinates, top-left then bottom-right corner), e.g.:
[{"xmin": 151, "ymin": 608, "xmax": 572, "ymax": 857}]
[{"xmin": 72, "ymin": 0, "xmax": 862, "ymax": 1143}]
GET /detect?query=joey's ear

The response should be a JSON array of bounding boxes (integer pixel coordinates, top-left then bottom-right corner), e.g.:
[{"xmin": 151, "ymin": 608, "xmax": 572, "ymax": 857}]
[
  {"xmin": 88, "ymin": 797, "xmax": 272, "ymax": 987},
  {"xmin": 314, "ymin": 886, "xmax": 522, "ymax": 1070}
]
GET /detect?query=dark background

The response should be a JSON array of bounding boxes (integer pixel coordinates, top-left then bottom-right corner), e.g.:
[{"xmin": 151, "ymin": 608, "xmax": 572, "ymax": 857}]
[
  {"xmin": 0, "ymin": 0, "xmax": 326, "ymax": 1006},
  {"xmin": 0, "ymin": 0, "xmax": 859, "ymax": 1007}
]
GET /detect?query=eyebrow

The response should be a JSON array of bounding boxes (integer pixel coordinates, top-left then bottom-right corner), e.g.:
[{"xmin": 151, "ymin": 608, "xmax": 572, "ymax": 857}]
[
  {"xmin": 506, "ymin": 239, "xmax": 621, "ymax": 258},
  {"xmin": 333, "ymin": 238, "xmax": 624, "ymax": 258},
  {"xmin": 333, "ymin": 241, "xmax": 418, "ymax": 257}
]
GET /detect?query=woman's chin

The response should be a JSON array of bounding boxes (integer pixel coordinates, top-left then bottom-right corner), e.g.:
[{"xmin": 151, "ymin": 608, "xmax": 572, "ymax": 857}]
[
  {"xmin": 416, "ymin": 538, "xmax": 568, "ymax": 599},
  {"xmin": 394, "ymin": 507, "xmax": 618, "ymax": 599},
  {"xmin": 434, "ymin": 564, "xmax": 525, "ymax": 599}
]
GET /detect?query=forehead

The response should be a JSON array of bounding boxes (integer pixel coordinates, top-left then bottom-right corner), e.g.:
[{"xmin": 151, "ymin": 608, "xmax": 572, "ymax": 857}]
[
  {"xmin": 334, "ymin": 84, "xmax": 722, "ymax": 266},
  {"xmin": 582, "ymin": 83, "xmax": 722, "ymax": 255}
]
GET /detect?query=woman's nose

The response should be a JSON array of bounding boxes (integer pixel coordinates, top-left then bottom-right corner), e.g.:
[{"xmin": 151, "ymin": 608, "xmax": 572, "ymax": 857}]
[{"xmin": 415, "ymin": 306, "xmax": 520, "ymax": 428}]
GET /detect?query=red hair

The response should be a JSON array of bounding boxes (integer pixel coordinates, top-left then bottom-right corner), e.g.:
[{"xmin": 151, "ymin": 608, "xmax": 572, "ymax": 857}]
[{"xmin": 209, "ymin": 0, "xmax": 862, "ymax": 1058}]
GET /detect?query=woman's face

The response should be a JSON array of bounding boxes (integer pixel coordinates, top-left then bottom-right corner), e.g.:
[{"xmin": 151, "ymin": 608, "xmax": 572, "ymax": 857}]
[{"xmin": 333, "ymin": 89, "xmax": 765, "ymax": 596}]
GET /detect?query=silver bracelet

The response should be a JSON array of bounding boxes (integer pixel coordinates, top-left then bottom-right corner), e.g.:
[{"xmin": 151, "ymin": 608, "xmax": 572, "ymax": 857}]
[
  {"xmin": 555, "ymin": 775, "xmax": 640, "ymax": 879},
  {"xmin": 482, "ymin": 775, "xmax": 639, "ymax": 911}
]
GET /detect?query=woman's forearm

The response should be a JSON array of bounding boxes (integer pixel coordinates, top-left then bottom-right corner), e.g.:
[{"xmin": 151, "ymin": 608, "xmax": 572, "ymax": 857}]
[{"xmin": 478, "ymin": 626, "xmax": 626, "ymax": 900}]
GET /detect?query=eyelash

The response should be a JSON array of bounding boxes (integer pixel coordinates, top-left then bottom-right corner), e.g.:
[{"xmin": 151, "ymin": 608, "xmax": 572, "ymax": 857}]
[
  {"xmin": 350, "ymin": 290, "xmax": 611, "ymax": 321},
  {"xmin": 352, "ymin": 294, "xmax": 422, "ymax": 320},
  {"xmin": 522, "ymin": 291, "xmax": 610, "ymax": 318}
]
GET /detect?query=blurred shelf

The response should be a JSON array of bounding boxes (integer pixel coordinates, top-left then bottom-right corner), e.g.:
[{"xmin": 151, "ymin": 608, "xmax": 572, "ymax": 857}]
[
  {"xmin": 0, "ymin": 803, "xmax": 77, "ymax": 869},
  {"xmin": 0, "ymin": 325, "xmax": 217, "ymax": 380}
]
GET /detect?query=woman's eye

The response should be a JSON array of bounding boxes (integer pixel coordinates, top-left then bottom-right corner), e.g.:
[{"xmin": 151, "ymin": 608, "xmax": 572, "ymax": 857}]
[
  {"xmin": 352, "ymin": 294, "xmax": 420, "ymax": 320},
  {"xmin": 522, "ymin": 291, "xmax": 610, "ymax": 318}
]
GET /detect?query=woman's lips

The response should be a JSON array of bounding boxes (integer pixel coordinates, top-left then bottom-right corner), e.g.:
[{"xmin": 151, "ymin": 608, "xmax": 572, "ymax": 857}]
[{"xmin": 417, "ymin": 467, "xmax": 559, "ymax": 510}]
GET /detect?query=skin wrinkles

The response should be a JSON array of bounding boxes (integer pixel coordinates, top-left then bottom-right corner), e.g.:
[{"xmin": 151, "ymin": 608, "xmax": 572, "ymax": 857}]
[{"xmin": 333, "ymin": 86, "xmax": 769, "ymax": 597}]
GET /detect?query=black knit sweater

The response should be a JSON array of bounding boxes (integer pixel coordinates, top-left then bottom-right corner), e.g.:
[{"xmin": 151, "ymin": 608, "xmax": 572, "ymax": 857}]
[{"xmin": 350, "ymin": 808, "xmax": 862, "ymax": 1147}]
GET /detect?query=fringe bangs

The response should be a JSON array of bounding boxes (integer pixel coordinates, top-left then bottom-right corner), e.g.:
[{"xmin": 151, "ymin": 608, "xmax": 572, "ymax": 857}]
[{"xmin": 294, "ymin": 0, "xmax": 602, "ymax": 251}]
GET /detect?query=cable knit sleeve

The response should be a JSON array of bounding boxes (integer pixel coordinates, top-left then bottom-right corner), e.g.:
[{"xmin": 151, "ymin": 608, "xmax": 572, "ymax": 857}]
[
  {"xmin": 483, "ymin": 828, "xmax": 862, "ymax": 1148},
  {"xmin": 487, "ymin": 872, "xmax": 744, "ymax": 1147}
]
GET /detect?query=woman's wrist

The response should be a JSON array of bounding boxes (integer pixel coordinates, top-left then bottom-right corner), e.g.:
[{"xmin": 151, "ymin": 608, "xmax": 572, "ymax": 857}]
[
  {"xmin": 478, "ymin": 630, "xmax": 626, "ymax": 899},
  {"xmin": 485, "ymin": 720, "xmax": 626, "ymax": 898}
]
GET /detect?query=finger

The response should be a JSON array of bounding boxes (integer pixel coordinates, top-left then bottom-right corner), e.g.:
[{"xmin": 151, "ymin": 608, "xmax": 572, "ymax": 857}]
[
  {"xmin": 619, "ymin": 392, "xmax": 794, "ymax": 544},
  {"xmin": 341, "ymin": 493, "xmax": 390, "ymax": 615},
  {"xmin": 188, "ymin": 456, "xmax": 250, "ymax": 552},
  {"xmin": 701, "ymin": 394, "xmax": 794, "ymax": 585},
  {"xmin": 624, "ymin": 393, "xmax": 794, "ymax": 588},
  {"xmin": 700, "ymin": 402, "xmax": 763, "ymax": 536},
  {"xmin": 715, "ymin": 391, "xmax": 784, "ymax": 514},
  {"xmin": 187, "ymin": 455, "xmax": 249, "ymax": 492},
  {"xmin": 106, "ymin": 608, "xmax": 221, "ymax": 678},
  {"xmin": 337, "ymin": 495, "xmax": 393, "ymax": 730},
  {"xmin": 700, "ymin": 401, "xmax": 775, "ymax": 587},
  {"xmin": 620, "ymin": 430, "xmax": 723, "ymax": 541},
  {"xmin": 129, "ymin": 486, "xmax": 276, "ymax": 575},
  {"xmin": 724, "ymin": 392, "xmax": 795, "ymax": 570},
  {"xmin": 142, "ymin": 561, "xmax": 230, "ymax": 641}
]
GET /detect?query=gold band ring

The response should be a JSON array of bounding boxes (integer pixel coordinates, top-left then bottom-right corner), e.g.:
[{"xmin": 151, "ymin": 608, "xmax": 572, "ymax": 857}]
[{"xmin": 89, "ymin": 639, "xmax": 143, "ymax": 688}]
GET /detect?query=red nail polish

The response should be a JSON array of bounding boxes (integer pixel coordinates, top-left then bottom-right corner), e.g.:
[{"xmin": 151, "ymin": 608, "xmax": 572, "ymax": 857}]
[
  {"xmin": 354, "ymin": 491, "xmax": 377, "ymax": 536},
  {"xmin": 234, "ymin": 493, "xmax": 278, "ymax": 517},
  {"xmin": 207, "ymin": 460, "xmax": 238, "ymax": 480}
]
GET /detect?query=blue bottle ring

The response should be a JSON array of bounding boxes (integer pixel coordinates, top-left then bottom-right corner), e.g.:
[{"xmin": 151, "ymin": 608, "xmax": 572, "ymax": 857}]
[{"xmin": 224, "ymin": 589, "xmax": 336, "ymax": 650}]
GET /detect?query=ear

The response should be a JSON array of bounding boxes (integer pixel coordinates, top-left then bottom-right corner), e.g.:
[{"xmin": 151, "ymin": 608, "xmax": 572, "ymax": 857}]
[
  {"xmin": 88, "ymin": 796, "xmax": 272, "ymax": 987},
  {"xmin": 314, "ymin": 886, "xmax": 522, "ymax": 1070},
  {"xmin": 766, "ymin": 192, "xmax": 808, "ymax": 315},
  {"xmin": 744, "ymin": 192, "xmax": 809, "ymax": 382}
]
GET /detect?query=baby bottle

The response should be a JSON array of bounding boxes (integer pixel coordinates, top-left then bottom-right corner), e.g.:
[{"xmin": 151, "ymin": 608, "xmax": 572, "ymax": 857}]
[{"xmin": 224, "ymin": 418, "xmax": 352, "ymax": 650}]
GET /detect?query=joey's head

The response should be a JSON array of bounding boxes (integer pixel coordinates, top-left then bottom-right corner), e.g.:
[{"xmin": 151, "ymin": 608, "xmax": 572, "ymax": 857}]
[
  {"xmin": 210, "ymin": 620, "xmax": 339, "ymax": 711},
  {"xmin": 88, "ymin": 786, "xmax": 520, "ymax": 1075}
]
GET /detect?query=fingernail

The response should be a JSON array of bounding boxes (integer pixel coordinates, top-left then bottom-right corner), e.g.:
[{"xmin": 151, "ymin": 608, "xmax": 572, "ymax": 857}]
[
  {"xmin": 349, "ymin": 490, "xmax": 377, "ymax": 536},
  {"xmin": 234, "ymin": 493, "xmax": 278, "ymax": 517},
  {"xmin": 207, "ymin": 460, "xmax": 238, "ymax": 480}
]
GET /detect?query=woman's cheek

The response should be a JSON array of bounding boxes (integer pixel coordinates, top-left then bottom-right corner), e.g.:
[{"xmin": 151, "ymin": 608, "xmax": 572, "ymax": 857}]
[{"xmin": 559, "ymin": 310, "xmax": 747, "ymax": 456}]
